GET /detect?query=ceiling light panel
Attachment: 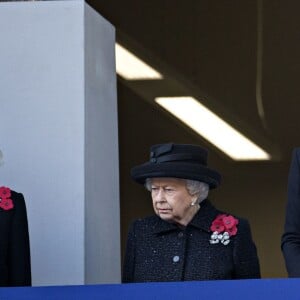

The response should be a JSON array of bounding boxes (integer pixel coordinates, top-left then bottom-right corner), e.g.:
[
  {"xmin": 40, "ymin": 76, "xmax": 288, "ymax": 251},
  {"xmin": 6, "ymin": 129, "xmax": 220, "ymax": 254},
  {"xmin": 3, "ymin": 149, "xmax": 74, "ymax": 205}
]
[
  {"xmin": 155, "ymin": 96, "xmax": 271, "ymax": 161},
  {"xmin": 115, "ymin": 43, "xmax": 163, "ymax": 80}
]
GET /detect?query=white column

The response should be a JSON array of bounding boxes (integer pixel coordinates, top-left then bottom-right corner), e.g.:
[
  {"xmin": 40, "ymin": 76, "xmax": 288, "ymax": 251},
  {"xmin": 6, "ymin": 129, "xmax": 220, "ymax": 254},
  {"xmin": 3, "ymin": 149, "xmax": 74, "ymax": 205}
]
[{"xmin": 0, "ymin": 0, "xmax": 120, "ymax": 286}]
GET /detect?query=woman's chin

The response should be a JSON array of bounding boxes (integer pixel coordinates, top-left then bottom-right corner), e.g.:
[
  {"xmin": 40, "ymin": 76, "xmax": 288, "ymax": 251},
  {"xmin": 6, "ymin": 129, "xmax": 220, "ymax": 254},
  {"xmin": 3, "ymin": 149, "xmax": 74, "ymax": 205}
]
[{"xmin": 157, "ymin": 212, "xmax": 174, "ymax": 222}]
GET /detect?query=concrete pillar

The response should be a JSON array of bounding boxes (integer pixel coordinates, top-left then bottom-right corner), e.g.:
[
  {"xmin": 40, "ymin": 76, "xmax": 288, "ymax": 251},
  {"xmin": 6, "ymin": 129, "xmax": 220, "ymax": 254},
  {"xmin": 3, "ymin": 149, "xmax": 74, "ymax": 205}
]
[{"xmin": 0, "ymin": 0, "xmax": 120, "ymax": 285}]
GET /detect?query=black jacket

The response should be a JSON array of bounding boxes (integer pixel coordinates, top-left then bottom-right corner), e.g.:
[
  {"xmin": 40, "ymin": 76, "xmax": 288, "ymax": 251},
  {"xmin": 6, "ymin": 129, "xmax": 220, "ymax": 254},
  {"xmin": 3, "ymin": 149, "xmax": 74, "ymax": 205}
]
[
  {"xmin": 0, "ymin": 190, "xmax": 31, "ymax": 286},
  {"xmin": 282, "ymin": 148, "xmax": 300, "ymax": 277},
  {"xmin": 122, "ymin": 200, "xmax": 260, "ymax": 282}
]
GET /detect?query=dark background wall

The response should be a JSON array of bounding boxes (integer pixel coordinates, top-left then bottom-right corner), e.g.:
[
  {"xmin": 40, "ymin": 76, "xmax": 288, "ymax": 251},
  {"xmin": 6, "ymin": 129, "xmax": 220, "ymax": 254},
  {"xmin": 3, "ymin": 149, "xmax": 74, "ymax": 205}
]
[{"xmin": 86, "ymin": 0, "xmax": 300, "ymax": 278}]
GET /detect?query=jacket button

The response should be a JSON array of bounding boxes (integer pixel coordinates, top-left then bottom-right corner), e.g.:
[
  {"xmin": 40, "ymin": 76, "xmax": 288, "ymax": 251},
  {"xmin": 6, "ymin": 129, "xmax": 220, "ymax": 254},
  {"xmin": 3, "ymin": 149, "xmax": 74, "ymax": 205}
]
[
  {"xmin": 173, "ymin": 256, "xmax": 180, "ymax": 263},
  {"xmin": 178, "ymin": 232, "xmax": 184, "ymax": 238}
]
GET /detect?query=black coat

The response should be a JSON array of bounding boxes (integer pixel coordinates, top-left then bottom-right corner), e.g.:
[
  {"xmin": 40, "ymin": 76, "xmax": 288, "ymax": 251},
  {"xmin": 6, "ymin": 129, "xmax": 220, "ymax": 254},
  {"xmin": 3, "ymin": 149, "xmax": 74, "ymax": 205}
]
[
  {"xmin": 0, "ymin": 190, "xmax": 31, "ymax": 286},
  {"xmin": 282, "ymin": 148, "xmax": 300, "ymax": 277},
  {"xmin": 122, "ymin": 200, "xmax": 260, "ymax": 282}
]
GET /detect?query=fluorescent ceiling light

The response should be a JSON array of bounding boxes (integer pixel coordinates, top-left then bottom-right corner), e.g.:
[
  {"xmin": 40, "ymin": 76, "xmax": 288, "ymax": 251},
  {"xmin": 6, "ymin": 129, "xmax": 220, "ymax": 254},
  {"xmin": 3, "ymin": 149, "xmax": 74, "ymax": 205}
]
[
  {"xmin": 155, "ymin": 96, "xmax": 271, "ymax": 161},
  {"xmin": 115, "ymin": 43, "xmax": 163, "ymax": 80}
]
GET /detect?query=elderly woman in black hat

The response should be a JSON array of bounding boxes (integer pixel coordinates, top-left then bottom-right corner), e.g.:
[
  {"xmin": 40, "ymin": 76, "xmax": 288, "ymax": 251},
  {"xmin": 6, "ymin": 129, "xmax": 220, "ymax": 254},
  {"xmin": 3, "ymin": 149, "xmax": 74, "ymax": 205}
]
[{"xmin": 122, "ymin": 143, "xmax": 260, "ymax": 282}]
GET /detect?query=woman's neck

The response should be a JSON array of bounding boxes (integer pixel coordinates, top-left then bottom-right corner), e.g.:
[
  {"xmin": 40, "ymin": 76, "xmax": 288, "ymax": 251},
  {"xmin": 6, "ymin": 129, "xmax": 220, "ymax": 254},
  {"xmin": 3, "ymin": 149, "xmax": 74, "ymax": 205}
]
[{"xmin": 176, "ymin": 204, "xmax": 200, "ymax": 227}]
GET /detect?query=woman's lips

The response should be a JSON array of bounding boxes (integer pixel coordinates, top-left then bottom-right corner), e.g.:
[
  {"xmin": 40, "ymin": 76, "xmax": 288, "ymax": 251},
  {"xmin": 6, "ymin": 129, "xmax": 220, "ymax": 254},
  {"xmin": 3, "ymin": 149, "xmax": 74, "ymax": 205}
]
[{"xmin": 157, "ymin": 208, "xmax": 172, "ymax": 214}]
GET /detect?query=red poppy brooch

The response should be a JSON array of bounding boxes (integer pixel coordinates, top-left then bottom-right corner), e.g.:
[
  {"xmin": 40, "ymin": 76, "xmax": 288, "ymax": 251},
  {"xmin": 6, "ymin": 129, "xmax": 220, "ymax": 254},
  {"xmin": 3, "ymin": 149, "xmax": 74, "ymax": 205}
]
[
  {"xmin": 209, "ymin": 214, "xmax": 239, "ymax": 245},
  {"xmin": 0, "ymin": 186, "xmax": 14, "ymax": 210}
]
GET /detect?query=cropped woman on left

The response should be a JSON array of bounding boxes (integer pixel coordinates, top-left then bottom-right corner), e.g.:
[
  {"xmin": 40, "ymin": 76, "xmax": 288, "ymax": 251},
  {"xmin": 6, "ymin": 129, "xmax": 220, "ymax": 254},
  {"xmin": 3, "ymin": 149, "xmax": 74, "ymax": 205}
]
[{"xmin": 0, "ymin": 186, "xmax": 31, "ymax": 286}]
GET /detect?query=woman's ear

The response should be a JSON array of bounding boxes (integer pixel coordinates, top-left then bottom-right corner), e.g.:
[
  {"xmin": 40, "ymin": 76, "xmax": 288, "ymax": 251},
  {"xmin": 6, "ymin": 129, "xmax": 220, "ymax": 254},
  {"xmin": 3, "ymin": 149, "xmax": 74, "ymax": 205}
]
[{"xmin": 190, "ymin": 195, "xmax": 198, "ymax": 206}]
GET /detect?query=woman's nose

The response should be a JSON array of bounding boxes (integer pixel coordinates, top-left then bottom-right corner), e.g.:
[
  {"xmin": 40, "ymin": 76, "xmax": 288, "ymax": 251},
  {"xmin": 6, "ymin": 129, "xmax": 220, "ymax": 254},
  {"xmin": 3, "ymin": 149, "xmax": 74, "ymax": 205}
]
[{"xmin": 155, "ymin": 189, "xmax": 165, "ymax": 202}]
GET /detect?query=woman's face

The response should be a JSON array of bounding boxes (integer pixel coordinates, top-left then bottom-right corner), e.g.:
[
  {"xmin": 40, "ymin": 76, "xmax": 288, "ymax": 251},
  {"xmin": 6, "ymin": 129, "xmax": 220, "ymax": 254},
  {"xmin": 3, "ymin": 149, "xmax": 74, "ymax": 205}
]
[{"xmin": 150, "ymin": 177, "xmax": 197, "ymax": 225}]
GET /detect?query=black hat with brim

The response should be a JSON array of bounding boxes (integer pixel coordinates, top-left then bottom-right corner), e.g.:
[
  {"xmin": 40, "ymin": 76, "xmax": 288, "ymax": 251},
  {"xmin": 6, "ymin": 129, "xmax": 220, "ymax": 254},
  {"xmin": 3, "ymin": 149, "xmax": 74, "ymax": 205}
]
[{"xmin": 131, "ymin": 143, "xmax": 221, "ymax": 189}]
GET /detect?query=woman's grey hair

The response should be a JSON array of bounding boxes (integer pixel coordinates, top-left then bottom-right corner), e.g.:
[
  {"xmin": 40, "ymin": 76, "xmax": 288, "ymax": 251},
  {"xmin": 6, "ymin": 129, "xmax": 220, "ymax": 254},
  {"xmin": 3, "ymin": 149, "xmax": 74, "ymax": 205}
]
[
  {"xmin": 186, "ymin": 179, "xmax": 209, "ymax": 203},
  {"xmin": 145, "ymin": 178, "xmax": 209, "ymax": 203}
]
